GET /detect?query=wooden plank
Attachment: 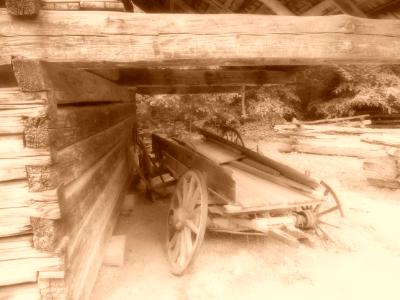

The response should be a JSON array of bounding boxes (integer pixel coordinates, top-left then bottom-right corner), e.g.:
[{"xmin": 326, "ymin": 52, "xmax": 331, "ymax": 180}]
[
  {"xmin": 5, "ymin": 0, "xmax": 41, "ymax": 16},
  {"xmin": 1, "ymin": 11, "xmax": 400, "ymax": 67},
  {"xmin": 191, "ymin": 139, "xmax": 243, "ymax": 164},
  {"xmin": 54, "ymin": 102, "xmax": 135, "ymax": 150},
  {"xmin": 66, "ymin": 155, "xmax": 129, "ymax": 300},
  {"xmin": 367, "ymin": 178, "xmax": 400, "ymax": 189},
  {"xmin": 363, "ymin": 157, "xmax": 398, "ymax": 180},
  {"xmin": 0, "ymin": 87, "xmax": 47, "ymax": 105},
  {"xmin": 224, "ymin": 165, "xmax": 317, "ymax": 209},
  {"xmin": 0, "ymin": 217, "xmax": 31, "ymax": 237},
  {"xmin": 0, "ymin": 283, "xmax": 41, "ymax": 300},
  {"xmin": 0, "ymin": 116, "xmax": 25, "ymax": 134},
  {"xmin": 0, "ymin": 154, "xmax": 52, "ymax": 182},
  {"xmin": 198, "ymin": 128, "xmax": 321, "ymax": 189},
  {"xmin": 258, "ymin": 0, "xmax": 295, "ymax": 15},
  {"xmin": 12, "ymin": 59, "xmax": 134, "ymax": 104},
  {"xmin": 119, "ymin": 68, "xmax": 295, "ymax": 87},
  {"xmin": 0, "ymin": 256, "xmax": 62, "ymax": 286},
  {"xmin": 292, "ymin": 144, "xmax": 387, "ymax": 158},
  {"xmin": 361, "ymin": 133, "xmax": 400, "ymax": 147}
]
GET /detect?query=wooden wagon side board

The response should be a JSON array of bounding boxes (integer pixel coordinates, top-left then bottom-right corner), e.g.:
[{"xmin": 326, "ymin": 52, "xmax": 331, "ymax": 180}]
[{"xmin": 1, "ymin": 10, "xmax": 400, "ymax": 67}]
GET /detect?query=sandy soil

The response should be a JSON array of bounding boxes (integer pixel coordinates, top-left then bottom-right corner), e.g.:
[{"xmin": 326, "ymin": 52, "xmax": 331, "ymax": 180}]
[{"xmin": 91, "ymin": 139, "xmax": 400, "ymax": 300}]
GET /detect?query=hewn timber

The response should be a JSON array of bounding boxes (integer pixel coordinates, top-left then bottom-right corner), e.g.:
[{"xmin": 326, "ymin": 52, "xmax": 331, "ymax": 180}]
[
  {"xmin": 12, "ymin": 59, "xmax": 134, "ymax": 103},
  {"xmin": 302, "ymin": 0, "xmax": 336, "ymax": 16},
  {"xmin": 1, "ymin": 11, "xmax": 400, "ymax": 67},
  {"xmin": 119, "ymin": 68, "xmax": 295, "ymax": 87},
  {"xmin": 61, "ymin": 142, "xmax": 124, "ymax": 244},
  {"xmin": 55, "ymin": 102, "xmax": 135, "ymax": 150},
  {"xmin": 136, "ymin": 85, "xmax": 246, "ymax": 95},
  {"xmin": 5, "ymin": 0, "xmax": 41, "ymax": 16},
  {"xmin": 66, "ymin": 156, "xmax": 130, "ymax": 300}
]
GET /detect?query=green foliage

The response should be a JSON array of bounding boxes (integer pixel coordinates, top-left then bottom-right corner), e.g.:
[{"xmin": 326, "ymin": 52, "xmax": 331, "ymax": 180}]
[
  {"xmin": 307, "ymin": 65, "xmax": 400, "ymax": 118},
  {"xmin": 246, "ymin": 85, "xmax": 302, "ymax": 126}
]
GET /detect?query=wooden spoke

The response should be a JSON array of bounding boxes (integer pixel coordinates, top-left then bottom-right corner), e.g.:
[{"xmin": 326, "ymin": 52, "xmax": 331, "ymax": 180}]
[
  {"xmin": 221, "ymin": 126, "xmax": 245, "ymax": 147},
  {"xmin": 185, "ymin": 219, "xmax": 199, "ymax": 235},
  {"xmin": 166, "ymin": 169, "xmax": 208, "ymax": 275}
]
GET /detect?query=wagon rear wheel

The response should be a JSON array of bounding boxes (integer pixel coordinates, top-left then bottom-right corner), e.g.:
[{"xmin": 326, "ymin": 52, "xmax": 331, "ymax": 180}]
[
  {"xmin": 314, "ymin": 181, "xmax": 344, "ymax": 240},
  {"xmin": 166, "ymin": 170, "xmax": 208, "ymax": 275}
]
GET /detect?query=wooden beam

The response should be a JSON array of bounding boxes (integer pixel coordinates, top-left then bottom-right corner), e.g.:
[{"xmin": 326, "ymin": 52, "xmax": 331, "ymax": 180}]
[
  {"xmin": 1, "ymin": 10, "xmax": 400, "ymax": 67},
  {"xmin": 119, "ymin": 68, "xmax": 294, "ymax": 87},
  {"xmin": 174, "ymin": 0, "xmax": 196, "ymax": 12},
  {"xmin": 202, "ymin": 0, "xmax": 232, "ymax": 13},
  {"xmin": 5, "ymin": 0, "xmax": 40, "ymax": 16},
  {"xmin": 302, "ymin": 0, "xmax": 336, "ymax": 16},
  {"xmin": 12, "ymin": 59, "xmax": 133, "ymax": 104},
  {"xmin": 135, "ymin": 85, "xmax": 243, "ymax": 94},
  {"xmin": 331, "ymin": 0, "xmax": 367, "ymax": 17},
  {"xmin": 369, "ymin": 0, "xmax": 400, "ymax": 17},
  {"xmin": 258, "ymin": 0, "xmax": 295, "ymax": 15}
]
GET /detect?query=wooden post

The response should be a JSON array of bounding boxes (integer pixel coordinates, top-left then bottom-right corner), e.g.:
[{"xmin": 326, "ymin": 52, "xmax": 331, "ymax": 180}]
[
  {"xmin": 241, "ymin": 86, "xmax": 247, "ymax": 119},
  {"xmin": 5, "ymin": 0, "xmax": 40, "ymax": 16}
]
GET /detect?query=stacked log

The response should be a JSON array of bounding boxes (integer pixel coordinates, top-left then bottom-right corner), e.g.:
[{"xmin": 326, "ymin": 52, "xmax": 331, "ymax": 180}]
[
  {"xmin": 362, "ymin": 134, "xmax": 400, "ymax": 189},
  {"xmin": 0, "ymin": 59, "xmax": 135, "ymax": 299},
  {"xmin": 274, "ymin": 116, "xmax": 400, "ymax": 189}
]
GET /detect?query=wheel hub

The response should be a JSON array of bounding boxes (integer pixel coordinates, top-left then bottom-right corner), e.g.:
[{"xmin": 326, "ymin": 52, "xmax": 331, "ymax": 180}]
[
  {"xmin": 173, "ymin": 208, "xmax": 189, "ymax": 230},
  {"xmin": 296, "ymin": 209, "xmax": 317, "ymax": 230}
]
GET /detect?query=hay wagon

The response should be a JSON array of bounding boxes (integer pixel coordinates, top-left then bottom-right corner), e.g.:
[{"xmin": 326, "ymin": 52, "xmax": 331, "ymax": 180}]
[{"xmin": 137, "ymin": 127, "xmax": 344, "ymax": 275}]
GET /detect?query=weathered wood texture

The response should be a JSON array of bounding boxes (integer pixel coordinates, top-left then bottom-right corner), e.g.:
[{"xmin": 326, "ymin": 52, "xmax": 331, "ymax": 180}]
[
  {"xmin": 118, "ymin": 68, "xmax": 295, "ymax": 89},
  {"xmin": 12, "ymin": 59, "xmax": 134, "ymax": 104},
  {"xmin": 41, "ymin": 0, "xmax": 125, "ymax": 11},
  {"xmin": 1, "ymin": 11, "xmax": 400, "ymax": 67},
  {"xmin": 0, "ymin": 60, "xmax": 135, "ymax": 299},
  {"xmin": 5, "ymin": 0, "xmax": 41, "ymax": 16}
]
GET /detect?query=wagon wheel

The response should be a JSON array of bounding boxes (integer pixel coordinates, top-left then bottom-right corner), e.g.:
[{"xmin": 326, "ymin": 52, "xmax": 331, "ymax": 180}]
[
  {"xmin": 166, "ymin": 170, "xmax": 208, "ymax": 275},
  {"xmin": 221, "ymin": 126, "xmax": 245, "ymax": 147},
  {"xmin": 314, "ymin": 180, "xmax": 344, "ymax": 240}
]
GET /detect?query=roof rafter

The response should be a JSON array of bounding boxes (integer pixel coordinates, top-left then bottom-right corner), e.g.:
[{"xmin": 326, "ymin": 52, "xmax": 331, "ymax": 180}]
[
  {"xmin": 331, "ymin": 0, "xmax": 367, "ymax": 17},
  {"xmin": 258, "ymin": 0, "xmax": 295, "ymax": 15}
]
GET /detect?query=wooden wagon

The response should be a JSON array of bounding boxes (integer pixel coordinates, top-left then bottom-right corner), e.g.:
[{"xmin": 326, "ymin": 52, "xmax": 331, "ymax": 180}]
[{"xmin": 138, "ymin": 127, "xmax": 344, "ymax": 275}]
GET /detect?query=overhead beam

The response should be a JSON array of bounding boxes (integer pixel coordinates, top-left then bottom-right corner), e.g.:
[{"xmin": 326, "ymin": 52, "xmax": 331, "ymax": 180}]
[
  {"xmin": 117, "ymin": 68, "xmax": 295, "ymax": 87},
  {"xmin": 135, "ymin": 85, "xmax": 244, "ymax": 94},
  {"xmin": 202, "ymin": 0, "xmax": 233, "ymax": 13},
  {"xmin": 369, "ymin": 0, "xmax": 400, "ymax": 17},
  {"xmin": 1, "ymin": 10, "xmax": 400, "ymax": 68},
  {"xmin": 174, "ymin": 0, "xmax": 196, "ymax": 13},
  {"xmin": 302, "ymin": 0, "xmax": 336, "ymax": 16},
  {"xmin": 259, "ymin": 0, "xmax": 295, "ymax": 15},
  {"xmin": 331, "ymin": 0, "xmax": 367, "ymax": 17}
]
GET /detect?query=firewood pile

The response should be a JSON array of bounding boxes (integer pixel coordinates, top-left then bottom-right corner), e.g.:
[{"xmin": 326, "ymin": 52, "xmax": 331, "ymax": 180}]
[{"xmin": 274, "ymin": 115, "xmax": 400, "ymax": 189}]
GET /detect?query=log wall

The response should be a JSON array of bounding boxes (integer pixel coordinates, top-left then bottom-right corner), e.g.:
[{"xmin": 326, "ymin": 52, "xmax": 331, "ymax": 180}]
[{"xmin": 0, "ymin": 59, "xmax": 136, "ymax": 299}]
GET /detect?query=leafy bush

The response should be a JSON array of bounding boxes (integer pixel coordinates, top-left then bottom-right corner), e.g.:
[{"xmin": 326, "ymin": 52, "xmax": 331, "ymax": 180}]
[
  {"xmin": 307, "ymin": 65, "xmax": 400, "ymax": 118},
  {"xmin": 246, "ymin": 85, "xmax": 302, "ymax": 127}
]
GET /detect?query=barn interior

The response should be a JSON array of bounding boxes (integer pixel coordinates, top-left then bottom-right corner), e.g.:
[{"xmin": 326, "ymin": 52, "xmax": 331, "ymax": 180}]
[{"xmin": 0, "ymin": 0, "xmax": 399, "ymax": 299}]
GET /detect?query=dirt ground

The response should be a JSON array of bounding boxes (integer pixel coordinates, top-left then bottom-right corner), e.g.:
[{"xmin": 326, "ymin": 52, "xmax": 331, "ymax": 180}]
[{"xmin": 91, "ymin": 138, "xmax": 400, "ymax": 300}]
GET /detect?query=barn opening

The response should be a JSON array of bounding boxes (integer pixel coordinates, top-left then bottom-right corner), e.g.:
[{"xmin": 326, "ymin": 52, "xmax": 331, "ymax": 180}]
[{"xmin": 0, "ymin": 0, "xmax": 400, "ymax": 299}]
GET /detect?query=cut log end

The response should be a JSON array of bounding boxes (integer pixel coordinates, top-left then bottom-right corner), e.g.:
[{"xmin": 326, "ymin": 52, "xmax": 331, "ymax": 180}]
[{"xmin": 103, "ymin": 235, "xmax": 127, "ymax": 267}]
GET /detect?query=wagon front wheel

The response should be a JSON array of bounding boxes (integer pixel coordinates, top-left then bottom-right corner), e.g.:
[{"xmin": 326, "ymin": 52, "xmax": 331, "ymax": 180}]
[{"xmin": 166, "ymin": 170, "xmax": 208, "ymax": 275}]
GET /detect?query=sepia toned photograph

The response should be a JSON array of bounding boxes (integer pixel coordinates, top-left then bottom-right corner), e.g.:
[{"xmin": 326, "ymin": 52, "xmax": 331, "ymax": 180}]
[{"xmin": 0, "ymin": 0, "xmax": 399, "ymax": 299}]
